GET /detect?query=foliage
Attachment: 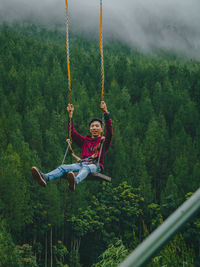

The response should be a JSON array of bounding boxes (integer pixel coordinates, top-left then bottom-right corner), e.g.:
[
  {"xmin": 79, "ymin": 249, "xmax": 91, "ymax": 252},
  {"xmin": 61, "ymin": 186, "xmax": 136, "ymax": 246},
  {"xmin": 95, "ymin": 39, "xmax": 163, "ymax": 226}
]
[
  {"xmin": 93, "ymin": 239, "xmax": 129, "ymax": 267},
  {"xmin": 53, "ymin": 240, "xmax": 69, "ymax": 267},
  {"xmin": 0, "ymin": 23, "xmax": 200, "ymax": 266},
  {"xmin": 17, "ymin": 244, "xmax": 38, "ymax": 267},
  {"xmin": 0, "ymin": 220, "xmax": 23, "ymax": 267},
  {"xmin": 148, "ymin": 234, "xmax": 195, "ymax": 267}
]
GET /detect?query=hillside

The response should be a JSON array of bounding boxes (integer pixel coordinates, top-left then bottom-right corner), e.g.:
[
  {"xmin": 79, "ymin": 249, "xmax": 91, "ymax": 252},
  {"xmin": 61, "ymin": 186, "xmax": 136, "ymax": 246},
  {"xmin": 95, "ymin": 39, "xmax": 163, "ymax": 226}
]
[{"xmin": 0, "ymin": 24, "xmax": 200, "ymax": 266}]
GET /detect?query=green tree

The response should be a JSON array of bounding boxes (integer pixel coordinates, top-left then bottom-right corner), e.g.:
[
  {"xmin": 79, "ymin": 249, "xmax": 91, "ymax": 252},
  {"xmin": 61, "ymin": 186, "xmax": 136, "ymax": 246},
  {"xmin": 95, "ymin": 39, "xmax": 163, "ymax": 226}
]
[
  {"xmin": 161, "ymin": 174, "xmax": 179, "ymax": 212},
  {"xmin": 0, "ymin": 145, "xmax": 31, "ymax": 232},
  {"xmin": 143, "ymin": 115, "xmax": 169, "ymax": 202},
  {"xmin": 17, "ymin": 244, "xmax": 38, "ymax": 267},
  {"xmin": 93, "ymin": 239, "xmax": 129, "ymax": 267},
  {"xmin": 148, "ymin": 234, "xmax": 195, "ymax": 267},
  {"xmin": 0, "ymin": 220, "xmax": 23, "ymax": 267}
]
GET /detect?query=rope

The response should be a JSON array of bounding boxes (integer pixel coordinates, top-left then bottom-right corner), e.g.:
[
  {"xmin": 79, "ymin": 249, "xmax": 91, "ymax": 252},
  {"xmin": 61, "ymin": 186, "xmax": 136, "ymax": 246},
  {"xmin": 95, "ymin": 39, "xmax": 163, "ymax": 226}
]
[
  {"xmin": 65, "ymin": 0, "xmax": 72, "ymax": 143},
  {"xmin": 64, "ymin": 0, "xmax": 82, "ymax": 163},
  {"xmin": 62, "ymin": 0, "xmax": 106, "ymax": 163},
  {"xmin": 65, "ymin": 0, "xmax": 72, "ymax": 135},
  {"xmin": 100, "ymin": 0, "xmax": 104, "ymax": 102},
  {"xmin": 62, "ymin": 142, "xmax": 70, "ymax": 165},
  {"xmin": 65, "ymin": 0, "xmax": 71, "ymax": 103},
  {"xmin": 100, "ymin": 0, "xmax": 106, "ymax": 134},
  {"xmin": 97, "ymin": 137, "xmax": 105, "ymax": 171},
  {"xmin": 62, "ymin": 0, "xmax": 74, "ymax": 164}
]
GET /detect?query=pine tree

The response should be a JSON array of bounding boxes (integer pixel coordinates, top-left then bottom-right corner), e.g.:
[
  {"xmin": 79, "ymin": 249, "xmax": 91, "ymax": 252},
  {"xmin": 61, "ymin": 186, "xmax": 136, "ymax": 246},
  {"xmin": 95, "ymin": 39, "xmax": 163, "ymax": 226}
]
[{"xmin": 0, "ymin": 220, "xmax": 23, "ymax": 267}]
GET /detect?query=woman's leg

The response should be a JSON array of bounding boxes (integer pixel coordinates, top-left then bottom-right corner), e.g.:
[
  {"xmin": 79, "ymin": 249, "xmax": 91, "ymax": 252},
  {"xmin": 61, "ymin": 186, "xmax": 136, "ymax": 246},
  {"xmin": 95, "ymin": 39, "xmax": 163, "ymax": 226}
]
[
  {"xmin": 76, "ymin": 163, "xmax": 99, "ymax": 184},
  {"xmin": 45, "ymin": 163, "xmax": 81, "ymax": 181}
]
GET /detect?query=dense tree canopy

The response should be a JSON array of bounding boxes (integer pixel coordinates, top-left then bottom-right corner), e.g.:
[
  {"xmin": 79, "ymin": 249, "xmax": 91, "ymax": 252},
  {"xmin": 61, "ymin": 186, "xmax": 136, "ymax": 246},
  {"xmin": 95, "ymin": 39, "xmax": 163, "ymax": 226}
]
[{"xmin": 0, "ymin": 23, "xmax": 200, "ymax": 266}]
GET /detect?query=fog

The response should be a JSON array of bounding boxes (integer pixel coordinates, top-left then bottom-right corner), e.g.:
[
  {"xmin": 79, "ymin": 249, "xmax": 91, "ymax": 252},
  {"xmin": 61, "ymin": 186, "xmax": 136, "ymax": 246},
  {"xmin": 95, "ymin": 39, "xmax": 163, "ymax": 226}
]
[{"xmin": 1, "ymin": 0, "xmax": 200, "ymax": 58}]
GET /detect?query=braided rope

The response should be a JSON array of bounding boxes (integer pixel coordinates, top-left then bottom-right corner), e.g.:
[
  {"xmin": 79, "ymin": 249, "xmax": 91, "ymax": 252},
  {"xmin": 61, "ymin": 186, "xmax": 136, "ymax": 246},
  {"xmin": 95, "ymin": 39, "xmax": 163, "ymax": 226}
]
[
  {"xmin": 62, "ymin": 0, "xmax": 106, "ymax": 163},
  {"xmin": 65, "ymin": 0, "xmax": 71, "ymax": 103},
  {"xmin": 100, "ymin": 0, "xmax": 105, "ymax": 134},
  {"xmin": 65, "ymin": 0, "xmax": 72, "ymax": 142},
  {"xmin": 100, "ymin": 0, "xmax": 104, "ymax": 102}
]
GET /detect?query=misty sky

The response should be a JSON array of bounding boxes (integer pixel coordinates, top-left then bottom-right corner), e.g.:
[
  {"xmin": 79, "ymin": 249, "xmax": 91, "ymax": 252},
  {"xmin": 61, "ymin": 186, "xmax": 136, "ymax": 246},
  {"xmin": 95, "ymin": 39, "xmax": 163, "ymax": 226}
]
[{"xmin": 1, "ymin": 0, "xmax": 200, "ymax": 58}]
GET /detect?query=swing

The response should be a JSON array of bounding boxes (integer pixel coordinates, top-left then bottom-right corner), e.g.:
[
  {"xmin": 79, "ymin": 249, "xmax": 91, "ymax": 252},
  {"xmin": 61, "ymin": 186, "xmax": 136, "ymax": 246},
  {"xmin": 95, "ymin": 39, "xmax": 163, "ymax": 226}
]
[{"xmin": 63, "ymin": 0, "xmax": 111, "ymax": 182}]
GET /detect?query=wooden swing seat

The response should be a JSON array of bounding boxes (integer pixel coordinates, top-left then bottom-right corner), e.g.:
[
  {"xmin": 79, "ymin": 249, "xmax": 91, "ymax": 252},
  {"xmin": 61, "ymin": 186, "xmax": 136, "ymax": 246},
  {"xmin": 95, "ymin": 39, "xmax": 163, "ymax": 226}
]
[
  {"xmin": 74, "ymin": 172, "xmax": 111, "ymax": 182},
  {"xmin": 62, "ymin": 172, "xmax": 111, "ymax": 182}
]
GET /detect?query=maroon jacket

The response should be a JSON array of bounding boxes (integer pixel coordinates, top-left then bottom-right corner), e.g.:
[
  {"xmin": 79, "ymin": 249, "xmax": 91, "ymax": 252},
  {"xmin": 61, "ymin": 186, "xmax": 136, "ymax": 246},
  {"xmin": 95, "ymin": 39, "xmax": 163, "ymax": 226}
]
[{"xmin": 68, "ymin": 117, "xmax": 113, "ymax": 171}]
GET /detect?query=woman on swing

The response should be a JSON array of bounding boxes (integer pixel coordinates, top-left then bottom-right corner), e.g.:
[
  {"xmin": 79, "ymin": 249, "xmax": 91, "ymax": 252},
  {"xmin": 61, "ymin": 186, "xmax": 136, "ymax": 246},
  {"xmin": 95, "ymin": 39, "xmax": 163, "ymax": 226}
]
[{"xmin": 31, "ymin": 101, "xmax": 113, "ymax": 191}]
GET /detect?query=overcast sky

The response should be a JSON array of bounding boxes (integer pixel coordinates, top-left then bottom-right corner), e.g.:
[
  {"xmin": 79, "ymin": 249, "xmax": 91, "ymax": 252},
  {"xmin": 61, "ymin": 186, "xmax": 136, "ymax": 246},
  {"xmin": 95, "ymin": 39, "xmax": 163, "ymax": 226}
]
[{"xmin": 1, "ymin": 0, "xmax": 200, "ymax": 58}]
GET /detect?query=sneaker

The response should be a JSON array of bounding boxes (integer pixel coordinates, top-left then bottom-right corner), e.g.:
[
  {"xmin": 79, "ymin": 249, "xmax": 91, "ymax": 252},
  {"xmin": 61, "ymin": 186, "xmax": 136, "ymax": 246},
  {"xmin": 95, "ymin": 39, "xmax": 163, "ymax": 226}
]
[
  {"xmin": 67, "ymin": 172, "xmax": 76, "ymax": 191},
  {"xmin": 31, "ymin": 166, "xmax": 47, "ymax": 187}
]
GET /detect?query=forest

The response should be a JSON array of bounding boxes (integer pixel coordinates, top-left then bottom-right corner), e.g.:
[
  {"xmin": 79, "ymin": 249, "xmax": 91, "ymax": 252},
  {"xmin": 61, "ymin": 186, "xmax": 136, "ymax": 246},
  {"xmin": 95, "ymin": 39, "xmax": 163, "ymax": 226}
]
[{"xmin": 0, "ymin": 23, "xmax": 200, "ymax": 267}]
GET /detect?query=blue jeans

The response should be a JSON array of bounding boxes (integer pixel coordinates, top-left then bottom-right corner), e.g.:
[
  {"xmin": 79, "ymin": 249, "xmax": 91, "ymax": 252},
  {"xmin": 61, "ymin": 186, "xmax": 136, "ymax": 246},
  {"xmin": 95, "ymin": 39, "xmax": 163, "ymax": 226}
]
[{"xmin": 45, "ymin": 162, "xmax": 100, "ymax": 184}]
